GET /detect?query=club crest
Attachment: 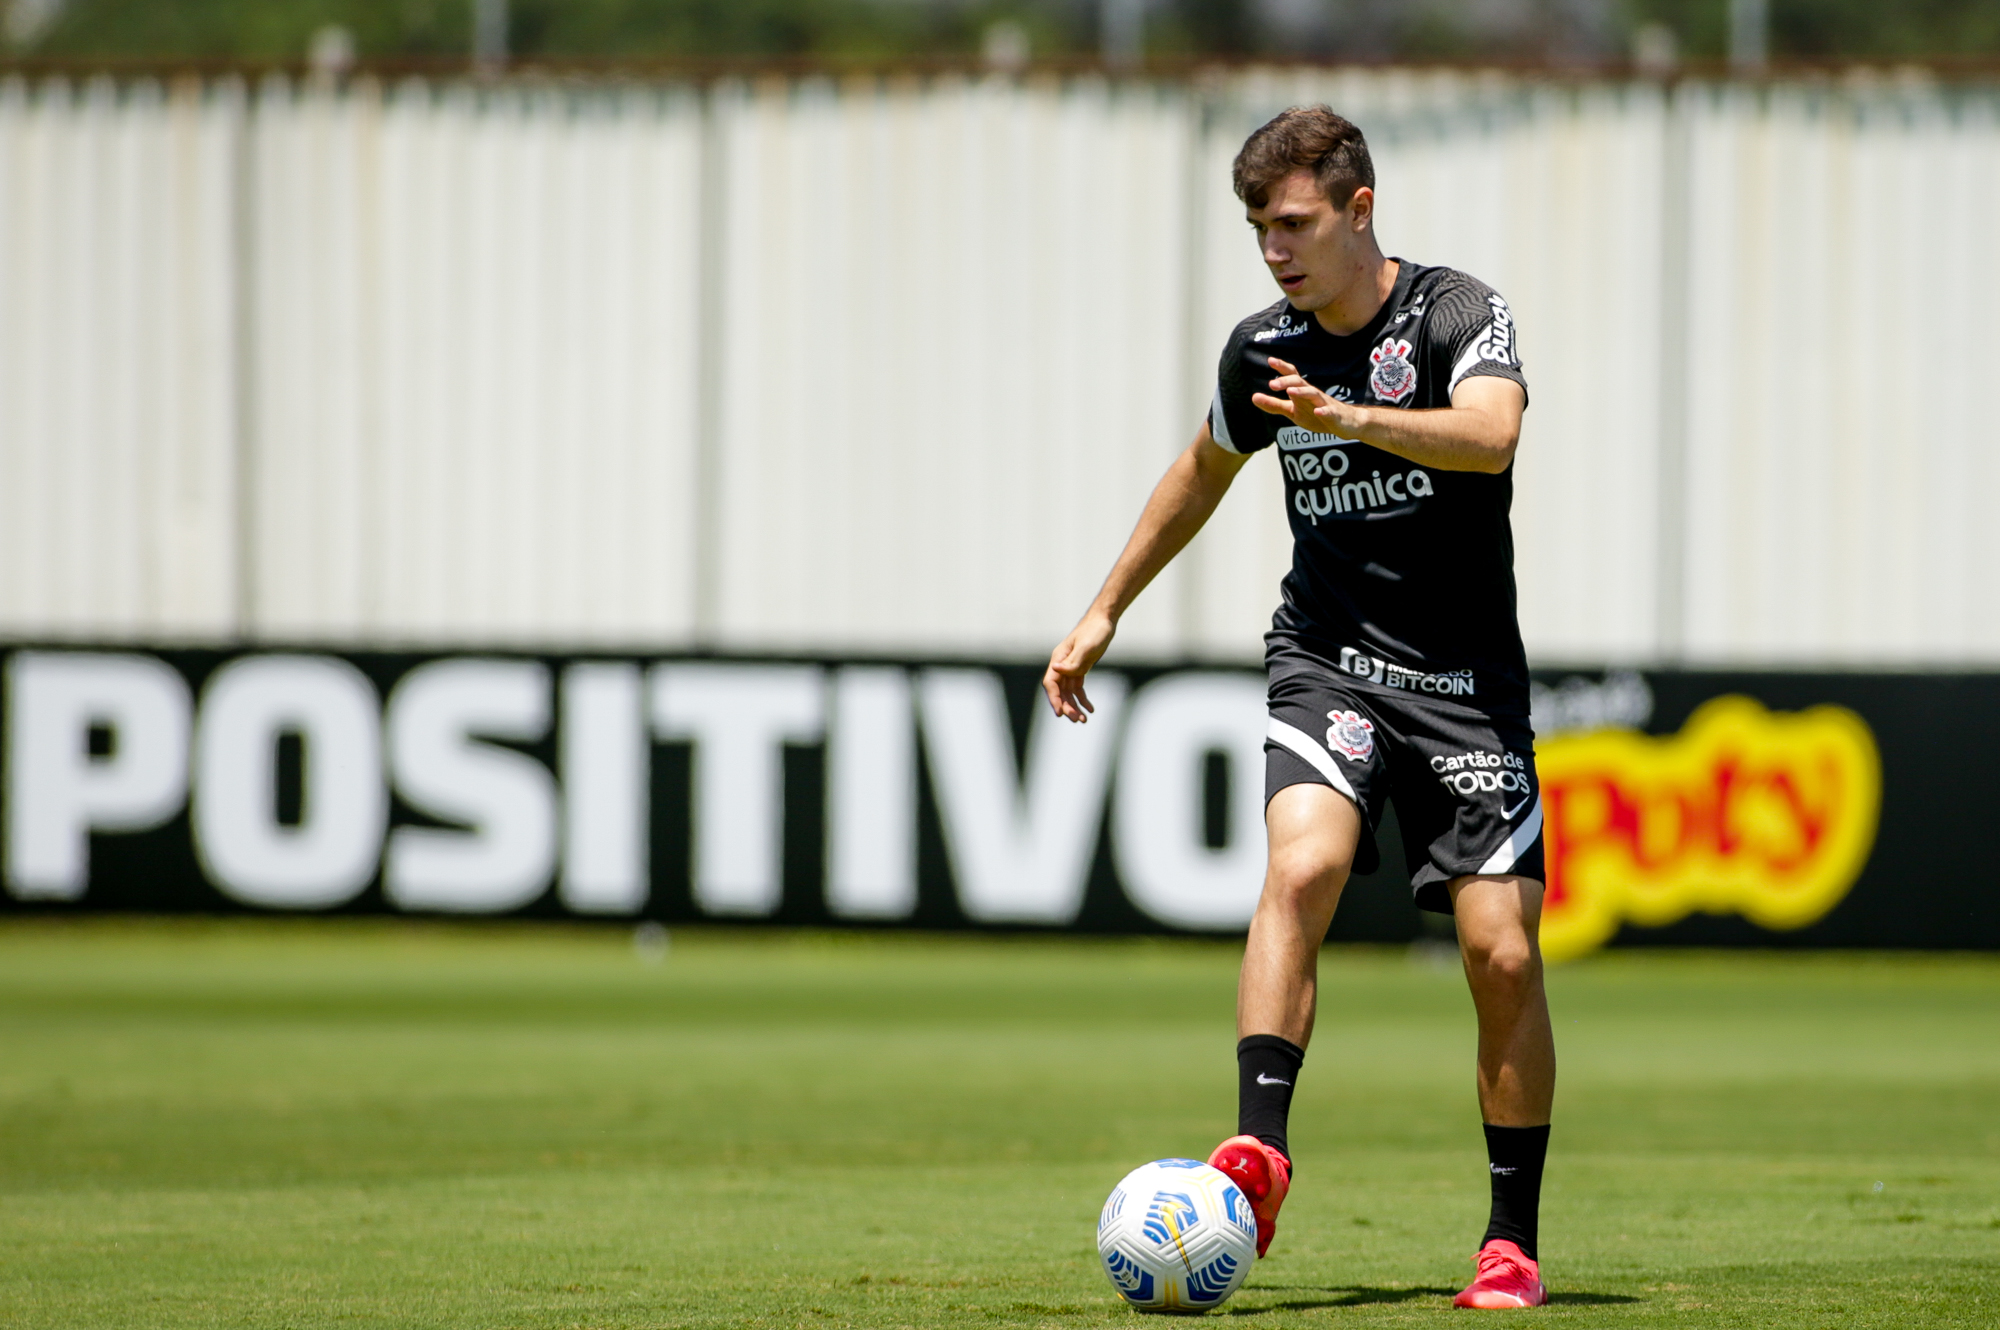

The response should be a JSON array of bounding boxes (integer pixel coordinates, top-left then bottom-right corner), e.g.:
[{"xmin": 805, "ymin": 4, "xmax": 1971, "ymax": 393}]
[
  {"xmin": 1326, "ymin": 709, "xmax": 1376, "ymax": 762},
  {"xmin": 1369, "ymin": 337, "xmax": 1417, "ymax": 403}
]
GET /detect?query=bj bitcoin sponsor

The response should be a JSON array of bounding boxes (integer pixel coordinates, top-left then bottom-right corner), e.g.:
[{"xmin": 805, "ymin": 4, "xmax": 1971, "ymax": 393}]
[{"xmin": 1337, "ymin": 647, "xmax": 1476, "ymax": 697}]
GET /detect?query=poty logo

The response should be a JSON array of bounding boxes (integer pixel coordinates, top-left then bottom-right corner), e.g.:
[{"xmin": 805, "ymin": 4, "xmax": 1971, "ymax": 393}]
[
  {"xmin": 1368, "ymin": 337, "xmax": 1417, "ymax": 402},
  {"xmin": 1536, "ymin": 696, "xmax": 1881, "ymax": 962}
]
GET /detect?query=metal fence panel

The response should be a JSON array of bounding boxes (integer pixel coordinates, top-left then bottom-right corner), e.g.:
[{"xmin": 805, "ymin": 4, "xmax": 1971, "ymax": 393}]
[
  {"xmin": 0, "ymin": 76, "xmax": 239, "ymax": 640},
  {"xmin": 0, "ymin": 70, "xmax": 1993, "ymax": 666},
  {"xmin": 246, "ymin": 78, "xmax": 704, "ymax": 645},
  {"xmin": 1677, "ymin": 82, "xmax": 2000, "ymax": 664},
  {"xmin": 708, "ymin": 75, "xmax": 1194, "ymax": 659}
]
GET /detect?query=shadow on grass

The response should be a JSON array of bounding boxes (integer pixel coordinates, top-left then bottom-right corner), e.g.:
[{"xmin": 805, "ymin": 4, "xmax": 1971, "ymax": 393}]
[
  {"xmin": 1230, "ymin": 1286, "xmax": 1645, "ymax": 1313},
  {"xmin": 1549, "ymin": 1292, "xmax": 1644, "ymax": 1305},
  {"xmin": 1226, "ymin": 1285, "xmax": 1456, "ymax": 1313}
]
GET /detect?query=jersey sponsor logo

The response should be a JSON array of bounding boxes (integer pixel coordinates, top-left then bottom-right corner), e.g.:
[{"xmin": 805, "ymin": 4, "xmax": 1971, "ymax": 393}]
[
  {"xmin": 1282, "ymin": 445, "xmax": 1349, "ymax": 481},
  {"xmin": 1430, "ymin": 749, "xmax": 1533, "ymax": 797},
  {"xmin": 1289, "ymin": 467, "xmax": 1433, "ymax": 525},
  {"xmin": 1474, "ymin": 294, "xmax": 1518, "ymax": 367},
  {"xmin": 1391, "ymin": 291, "xmax": 1428, "ymax": 326},
  {"xmin": 1324, "ymin": 709, "xmax": 1376, "ymax": 762},
  {"xmin": 1338, "ymin": 646, "xmax": 1476, "ymax": 697},
  {"xmin": 1252, "ymin": 312, "xmax": 1310, "ymax": 343},
  {"xmin": 1276, "ymin": 425, "xmax": 1349, "ymax": 451},
  {"xmin": 1368, "ymin": 336, "xmax": 1417, "ymax": 402}
]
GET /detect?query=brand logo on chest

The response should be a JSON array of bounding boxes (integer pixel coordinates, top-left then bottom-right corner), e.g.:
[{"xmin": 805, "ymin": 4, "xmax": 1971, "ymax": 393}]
[
  {"xmin": 1252, "ymin": 312, "xmax": 1309, "ymax": 343},
  {"xmin": 1369, "ymin": 337, "xmax": 1417, "ymax": 403}
]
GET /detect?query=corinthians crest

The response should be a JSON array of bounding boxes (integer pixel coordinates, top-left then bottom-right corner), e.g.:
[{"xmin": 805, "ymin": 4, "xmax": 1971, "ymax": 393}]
[
  {"xmin": 1326, "ymin": 709, "xmax": 1376, "ymax": 762},
  {"xmin": 1369, "ymin": 336, "xmax": 1417, "ymax": 403}
]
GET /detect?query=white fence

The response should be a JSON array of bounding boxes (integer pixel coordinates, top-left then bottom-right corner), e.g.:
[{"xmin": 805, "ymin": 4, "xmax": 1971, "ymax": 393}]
[{"xmin": 3, "ymin": 68, "xmax": 1996, "ymax": 666}]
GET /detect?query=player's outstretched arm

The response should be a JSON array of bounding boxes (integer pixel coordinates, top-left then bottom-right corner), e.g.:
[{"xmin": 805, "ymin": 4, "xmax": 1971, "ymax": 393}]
[
  {"xmin": 1253, "ymin": 357, "xmax": 1525, "ymax": 474},
  {"xmin": 1044, "ymin": 425, "xmax": 1249, "ymax": 723}
]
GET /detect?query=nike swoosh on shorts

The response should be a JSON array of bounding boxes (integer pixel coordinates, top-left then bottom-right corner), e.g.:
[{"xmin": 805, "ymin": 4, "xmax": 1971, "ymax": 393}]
[{"xmin": 1501, "ymin": 794, "xmax": 1532, "ymax": 820}]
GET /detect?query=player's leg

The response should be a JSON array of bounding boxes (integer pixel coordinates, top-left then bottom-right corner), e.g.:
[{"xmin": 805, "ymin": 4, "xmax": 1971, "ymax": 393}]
[
  {"xmin": 1452, "ymin": 873, "xmax": 1555, "ymax": 1126},
  {"xmin": 1211, "ymin": 782, "xmax": 1362, "ymax": 1258},
  {"xmin": 1239, "ymin": 781, "xmax": 1362, "ymax": 1046},
  {"xmin": 1450, "ymin": 872, "xmax": 1554, "ymax": 1309}
]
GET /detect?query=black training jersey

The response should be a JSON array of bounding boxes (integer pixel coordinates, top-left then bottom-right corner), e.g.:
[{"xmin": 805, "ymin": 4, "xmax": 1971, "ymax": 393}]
[{"xmin": 1209, "ymin": 259, "xmax": 1531, "ymax": 708}]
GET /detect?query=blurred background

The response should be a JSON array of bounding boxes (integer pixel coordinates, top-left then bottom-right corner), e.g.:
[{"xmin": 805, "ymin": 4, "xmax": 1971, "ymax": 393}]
[
  {"xmin": 2, "ymin": 7, "xmax": 1998, "ymax": 1329},
  {"xmin": 0, "ymin": 2, "xmax": 1995, "ymax": 946},
  {"xmin": 7, "ymin": 0, "xmax": 2000, "ymax": 68}
]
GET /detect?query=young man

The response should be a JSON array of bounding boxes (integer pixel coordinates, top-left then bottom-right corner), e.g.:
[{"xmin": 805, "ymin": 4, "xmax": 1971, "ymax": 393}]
[{"xmin": 1043, "ymin": 106, "xmax": 1554, "ymax": 1310}]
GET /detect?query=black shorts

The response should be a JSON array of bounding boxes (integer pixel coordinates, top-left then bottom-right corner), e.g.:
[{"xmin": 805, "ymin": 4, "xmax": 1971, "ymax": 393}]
[{"xmin": 1263, "ymin": 646, "xmax": 1544, "ymax": 914}]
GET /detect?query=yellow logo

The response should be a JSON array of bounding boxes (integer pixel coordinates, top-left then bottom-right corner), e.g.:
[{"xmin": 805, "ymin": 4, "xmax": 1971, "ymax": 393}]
[{"xmin": 1536, "ymin": 696, "xmax": 1881, "ymax": 962}]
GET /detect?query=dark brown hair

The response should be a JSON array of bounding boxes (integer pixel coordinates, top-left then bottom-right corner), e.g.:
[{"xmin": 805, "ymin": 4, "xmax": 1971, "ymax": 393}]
[{"xmin": 1232, "ymin": 105, "xmax": 1375, "ymax": 211}]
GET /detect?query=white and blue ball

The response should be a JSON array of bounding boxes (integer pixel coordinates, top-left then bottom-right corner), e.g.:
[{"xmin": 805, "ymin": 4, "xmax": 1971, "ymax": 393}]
[{"xmin": 1096, "ymin": 1158, "xmax": 1258, "ymax": 1313}]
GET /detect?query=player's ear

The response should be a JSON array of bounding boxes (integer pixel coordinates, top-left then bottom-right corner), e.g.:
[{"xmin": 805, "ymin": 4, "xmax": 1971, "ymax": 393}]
[{"xmin": 1345, "ymin": 186, "xmax": 1375, "ymax": 231}]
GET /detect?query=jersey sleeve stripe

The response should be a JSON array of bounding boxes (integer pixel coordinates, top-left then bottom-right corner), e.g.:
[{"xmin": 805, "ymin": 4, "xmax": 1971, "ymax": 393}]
[
  {"xmin": 1265, "ymin": 718, "xmax": 1358, "ymax": 800},
  {"xmin": 1476, "ymin": 795, "xmax": 1544, "ymax": 876},
  {"xmin": 1209, "ymin": 388, "xmax": 1240, "ymax": 453},
  {"xmin": 1447, "ymin": 337, "xmax": 1489, "ymax": 393}
]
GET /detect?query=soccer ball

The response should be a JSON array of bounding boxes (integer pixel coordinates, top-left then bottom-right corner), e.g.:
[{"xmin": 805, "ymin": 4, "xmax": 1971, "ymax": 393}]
[{"xmin": 1096, "ymin": 1158, "xmax": 1258, "ymax": 1313}]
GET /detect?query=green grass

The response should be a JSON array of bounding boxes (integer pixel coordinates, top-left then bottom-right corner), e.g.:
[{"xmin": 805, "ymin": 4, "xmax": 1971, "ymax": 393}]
[{"xmin": 0, "ymin": 920, "xmax": 1995, "ymax": 1328}]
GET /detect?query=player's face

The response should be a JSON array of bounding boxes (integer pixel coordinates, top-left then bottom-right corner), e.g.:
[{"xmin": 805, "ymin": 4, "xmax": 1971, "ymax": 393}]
[{"xmin": 1247, "ymin": 170, "xmax": 1374, "ymax": 312}]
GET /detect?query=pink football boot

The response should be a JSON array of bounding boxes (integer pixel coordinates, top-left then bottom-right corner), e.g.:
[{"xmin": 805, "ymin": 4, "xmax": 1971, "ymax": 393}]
[
  {"xmin": 1453, "ymin": 1238, "xmax": 1548, "ymax": 1309},
  {"xmin": 1206, "ymin": 1135, "xmax": 1291, "ymax": 1258}
]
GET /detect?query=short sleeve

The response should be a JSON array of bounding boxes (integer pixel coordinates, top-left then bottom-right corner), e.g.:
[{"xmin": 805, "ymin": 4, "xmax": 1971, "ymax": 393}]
[
  {"xmin": 1209, "ymin": 329, "xmax": 1273, "ymax": 455},
  {"xmin": 1428, "ymin": 276, "xmax": 1528, "ymax": 404}
]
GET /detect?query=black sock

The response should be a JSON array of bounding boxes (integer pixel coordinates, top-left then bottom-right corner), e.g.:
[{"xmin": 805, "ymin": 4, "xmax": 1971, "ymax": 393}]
[
  {"xmin": 1236, "ymin": 1035, "xmax": 1304, "ymax": 1167},
  {"xmin": 1481, "ymin": 1123, "xmax": 1550, "ymax": 1260}
]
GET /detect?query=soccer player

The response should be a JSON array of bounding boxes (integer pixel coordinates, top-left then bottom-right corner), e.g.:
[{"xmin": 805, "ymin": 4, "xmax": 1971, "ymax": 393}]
[{"xmin": 1043, "ymin": 106, "xmax": 1553, "ymax": 1310}]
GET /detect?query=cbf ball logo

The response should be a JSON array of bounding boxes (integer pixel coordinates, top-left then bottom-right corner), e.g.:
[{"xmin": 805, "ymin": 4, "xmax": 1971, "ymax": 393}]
[
  {"xmin": 1369, "ymin": 336, "xmax": 1417, "ymax": 402},
  {"xmin": 1326, "ymin": 709, "xmax": 1376, "ymax": 762}
]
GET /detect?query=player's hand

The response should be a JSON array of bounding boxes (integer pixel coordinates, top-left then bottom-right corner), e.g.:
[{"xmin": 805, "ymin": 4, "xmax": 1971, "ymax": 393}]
[
  {"xmin": 1251, "ymin": 356, "xmax": 1364, "ymax": 437},
  {"xmin": 1044, "ymin": 611, "xmax": 1114, "ymax": 723}
]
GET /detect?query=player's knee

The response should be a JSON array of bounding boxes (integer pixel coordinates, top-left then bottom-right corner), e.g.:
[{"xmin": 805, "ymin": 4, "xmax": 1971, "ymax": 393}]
[
  {"xmin": 1461, "ymin": 931, "xmax": 1540, "ymax": 995},
  {"xmin": 1261, "ymin": 848, "xmax": 1349, "ymax": 918}
]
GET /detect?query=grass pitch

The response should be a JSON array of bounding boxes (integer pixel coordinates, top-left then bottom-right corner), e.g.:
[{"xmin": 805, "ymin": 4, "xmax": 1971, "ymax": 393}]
[{"xmin": 0, "ymin": 921, "xmax": 1995, "ymax": 1328}]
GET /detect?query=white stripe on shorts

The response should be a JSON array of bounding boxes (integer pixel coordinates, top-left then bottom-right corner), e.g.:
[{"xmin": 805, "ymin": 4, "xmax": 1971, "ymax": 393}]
[
  {"xmin": 1266, "ymin": 717, "xmax": 1359, "ymax": 801},
  {"xmin": 1477, "ymin": 795, "xmax": 1544, "ymax": 876}
]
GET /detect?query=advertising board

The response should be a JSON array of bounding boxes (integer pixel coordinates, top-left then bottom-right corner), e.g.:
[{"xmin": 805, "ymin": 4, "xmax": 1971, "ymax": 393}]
[{"xmin": 3, "ymin": 648, "xmax": 1991, "ymax": 956}]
